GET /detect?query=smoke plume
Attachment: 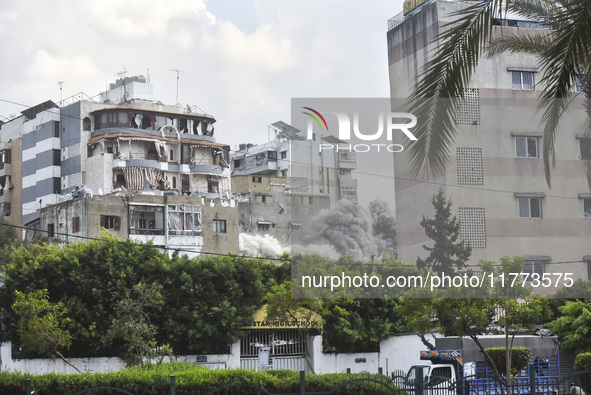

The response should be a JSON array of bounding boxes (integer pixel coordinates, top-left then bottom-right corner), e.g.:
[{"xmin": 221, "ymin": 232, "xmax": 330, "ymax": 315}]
[{"xmin": 369, "ymin": 199, "xmax": 397, "ymax": 257}]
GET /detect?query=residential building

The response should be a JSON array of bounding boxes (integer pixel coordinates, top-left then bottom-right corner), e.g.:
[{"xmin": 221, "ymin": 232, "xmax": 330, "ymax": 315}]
[
  {"xmin": 0, "ymin": 75, "xmax": 238, "ymax": 255},
  {"xmin": 232, "ymin": 174, "xmax": 330, "ymax": 245},
  {"xmin": 231, "ymin": 121, "xmax": 358, "ymax": 206},
  {"xmin": 387, "ymin": 0, "xmax": 591, "ymax": 280}
]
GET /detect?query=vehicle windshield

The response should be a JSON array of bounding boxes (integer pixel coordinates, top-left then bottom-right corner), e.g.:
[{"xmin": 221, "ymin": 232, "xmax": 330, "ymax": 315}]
[{"xmin": 407, "ymin": 366, "xmax": 430, "ymax": 384}]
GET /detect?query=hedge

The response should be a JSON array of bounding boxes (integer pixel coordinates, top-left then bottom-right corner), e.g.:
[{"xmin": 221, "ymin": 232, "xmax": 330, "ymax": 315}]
[
  {"xmin": 0, "ymin": 362, "xmax": 398, "ymax": 395},
  {"xmin": 484, "ymin": 347, "xmax": 531, "ymax": 376}
]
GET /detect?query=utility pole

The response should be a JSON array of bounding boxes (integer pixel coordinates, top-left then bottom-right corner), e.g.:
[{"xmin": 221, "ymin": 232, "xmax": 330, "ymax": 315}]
[{"xmin": 169, "ymin": 69, "xmax": 183, "ymax": 104}]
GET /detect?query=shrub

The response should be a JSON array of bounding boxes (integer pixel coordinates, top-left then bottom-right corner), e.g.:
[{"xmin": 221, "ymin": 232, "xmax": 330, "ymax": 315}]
[
  {"xmin": 484, "ymin": 347, "xmax": 531, "ymax": 376},
  {"xmin": 0, "ymin": 363, "xmax": 399, "ymax": 395},
  {"xmin": 574, "ymin": 353, "xmax": 591, "ymax": 394}
]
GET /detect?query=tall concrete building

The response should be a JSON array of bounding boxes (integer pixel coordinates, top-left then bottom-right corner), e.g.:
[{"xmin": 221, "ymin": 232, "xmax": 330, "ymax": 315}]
[
  {"xmin": 388, "ymin": 0, "xmax": 591, "ymax": 280},
  {"xmin": 0, "ymin": 76, "xmax": 238, "ymax": 255}
]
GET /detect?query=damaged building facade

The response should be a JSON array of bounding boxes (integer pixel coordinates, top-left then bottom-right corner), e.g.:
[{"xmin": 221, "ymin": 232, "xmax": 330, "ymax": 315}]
[
  {"xmin": 0, "ymin": 75, "xmax": 238, "ymax": 255},
  {"xmin": 231, "ymin": 122, "xmax": 355, "ymax": 242}
]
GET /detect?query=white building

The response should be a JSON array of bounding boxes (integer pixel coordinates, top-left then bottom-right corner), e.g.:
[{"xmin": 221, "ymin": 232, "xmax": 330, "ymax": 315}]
[{"xmin": 0, "ymin": 76, "xmax": 238, "ymax": 255}]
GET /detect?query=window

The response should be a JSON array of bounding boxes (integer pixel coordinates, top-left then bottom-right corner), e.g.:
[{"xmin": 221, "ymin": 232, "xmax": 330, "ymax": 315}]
[
  {"xmin": 213, "ymin": 219, "xmax": 226, "ymax": 233},
  {"xmin": 512, "ymin": 71, "xmax": 535, "ymax": 90},
  {"xmin": 523, "ymin": 260, "xmax": 546, "ymax": 278},
  {"xmin": 100, "ymin": 215, "xmax": 121, "ymax": 230},
  {"xmin": 267, "ymin": 151, "xmax": 277, "ymax": 161},
  {"xmin": 54, "ymin": 121, "xmax": 60, "ymax": 137},
  {"xmin": 518, "ymin": 197, "xmax": 542, "ymax": 218},
  {"xmin": 47, "ymin": 224, "xmax": 55, "ymax": 238},
  {"xmin": 580, "ymin": 138, "xmax": 591, "ymax": 160},
  {"xmin": 280, "ymin": 169, "xmax": 287, "ymax": 177},
  {"xmin": 308, "ymin": 197, "xmax": 314, "ymax": 205},
  {"xmin": 252, "ymin": 176, "xmax": 262, "ymax": 183},
  {"xmin": 290, "ymin": 223, "xmax": 301, "ymax": 231},
  {"xmin": 258, "ymin": 222, "xmax": 271, "ymax": 231},
  {"xmin": 72, "ymin": 217, "xmax": 80, "ymax": 233},
  {"xmin": 53, "ymin": 149, "xmax": 61, "ymax": 166},
  {"xmin": 257, "ymin": 195, "xmax": 272, "ymax": 203},
  {"xmin": 584, "ymin": 198, "xmax": 591, "ymax": 218},
  {"xmin": 167, "ymin": 205, "xmax": 201, "ymax": 236},
  {"xmin": 82, "ymin": 117, "xmax": 91, "ymax": 131},
  {"xmin": 515, "ymin": 136, "xmax": 539, "ymax": 158},
  {"xmin": 280, "ymin": 151, "xmax": 287, "ymax": 159},
  {"xmin": 53, "ymin": 177, "xmax": 61, "ymax": 194}
]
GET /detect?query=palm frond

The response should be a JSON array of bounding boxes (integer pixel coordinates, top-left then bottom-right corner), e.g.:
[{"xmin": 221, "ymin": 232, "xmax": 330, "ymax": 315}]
[
  {"xmin": 485, "ymin": 32, "xmax": 552, "ymax": 58},
  {"xmin": 536, "ymin": 0, "xmax": 591, "ymax": 186},
  {"xmin": 407, "ymin": 1, "xmax": 502, "ymax": 177}
]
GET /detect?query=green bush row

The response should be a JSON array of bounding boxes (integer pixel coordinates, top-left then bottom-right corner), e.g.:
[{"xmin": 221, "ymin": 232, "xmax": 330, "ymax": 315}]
[{"xmin": 0, "ymin": 362, "xmax": 398, "ymax": 395}]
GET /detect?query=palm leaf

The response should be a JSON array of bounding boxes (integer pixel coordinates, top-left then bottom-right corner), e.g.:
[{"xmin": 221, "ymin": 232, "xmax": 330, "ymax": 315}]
[
  {"xmin": 407, "ymin": 0, "xmax": 502, "ymax": 178},
  {"xmin": 535, "ymin": 0, "xmax": 591, "ymax": 186}
]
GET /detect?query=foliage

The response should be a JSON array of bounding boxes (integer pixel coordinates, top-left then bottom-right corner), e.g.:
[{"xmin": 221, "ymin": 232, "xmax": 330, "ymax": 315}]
[
  {"xmin": 416, "ymin": 189, "xmax": 471, "ymax": 275},
  {"xmin": 321, "ymin": 298, "xmax": 406, "ymax": 353},
  {"xmin": 0, "ymin": 234, "xmax": 273, "ymax": 358},
  {"xmin": 407, "ymin": 0, "xmax": 591, "ymax": 187},
  {"xmin": 574, "ymin": 353, "xmax": 591, "ymax": 394},
  {"xmin": 484, "ymin": 347, "xmax": 532, "ymax": 376},
  {"xmin": 107, "ymin": 282, "xmax": 172, "ymax": 366},
  {"xmin": 547, "ymin": 300, "xmax": 591, "ymax": 354},
  {"xmin": 0, "ymin": 362, "xmax": 399, "ymax": 395}
]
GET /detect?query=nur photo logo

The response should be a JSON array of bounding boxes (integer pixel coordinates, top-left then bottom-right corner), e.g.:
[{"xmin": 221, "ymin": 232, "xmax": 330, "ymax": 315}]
[{"xmin": 301, "ymin": 106, "xmax": 418, "ymax": 153}]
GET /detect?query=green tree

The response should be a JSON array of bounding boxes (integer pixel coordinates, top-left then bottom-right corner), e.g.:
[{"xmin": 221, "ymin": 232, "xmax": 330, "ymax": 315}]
[
  {"xmin": 407, "ymin": 0, "xmax": 591, "ymax": 187},
  {"xmin": 107, "ymin": 283, "xmax": 171, "ymax": 366},
  {"xmin": 416, "ymin": 189, "xmax": 471, "ymax": 275},
  {"xmin": 547, "ymin": 300, "xmax": 591, "ymax": 354},
  {"xmin": 12, "ymin": 289, "xmax": 81, "ymax": 372}
]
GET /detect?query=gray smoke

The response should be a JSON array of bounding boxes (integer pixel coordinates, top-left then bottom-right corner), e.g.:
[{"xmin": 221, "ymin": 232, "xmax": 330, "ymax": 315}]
[
  {"xmin": 304, "ymin": 199, "xmax": 377, "ymax": 257},
  {"xmin": 369, "ymin": 199, "xmax": 397, "ymax": 257}
]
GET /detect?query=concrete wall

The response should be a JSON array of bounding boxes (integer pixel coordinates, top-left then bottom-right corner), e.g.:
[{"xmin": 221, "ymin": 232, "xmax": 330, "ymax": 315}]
[{"xmin": 0, "ymin": 334, "xmax": 426, "ymax": 376}]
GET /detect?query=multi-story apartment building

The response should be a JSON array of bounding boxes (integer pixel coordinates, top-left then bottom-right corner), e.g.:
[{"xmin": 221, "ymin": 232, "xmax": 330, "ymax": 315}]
[
  {"xmin": 0, "ymin": 75, "xmax": 238, "ymax": 255},
  {"xmin": 231, "ymin": 121, "xmax": 358, "ymax": 206},
  {"xmin": 232, "ymin": 174, "xmax": 330, "ymax": 245},
  {"xmin": 387, "ymin": 0, "xmax": 591, "ymax": 280}
]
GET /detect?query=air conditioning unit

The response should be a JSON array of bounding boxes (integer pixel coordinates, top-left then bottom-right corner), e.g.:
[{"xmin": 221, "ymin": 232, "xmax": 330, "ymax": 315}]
[{"xmin": 8, "ymin": 184, "xmax": 13, "ymax": 190}]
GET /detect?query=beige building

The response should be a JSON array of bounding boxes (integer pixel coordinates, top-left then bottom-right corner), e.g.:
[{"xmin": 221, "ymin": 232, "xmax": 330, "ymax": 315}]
[
  {"xmin": 232, "ymin": 174, "xmax": 330, "ymax": 246},
  {"xmin": 388, "ymin": 0, "xmax": 591, "ymax": 281}
]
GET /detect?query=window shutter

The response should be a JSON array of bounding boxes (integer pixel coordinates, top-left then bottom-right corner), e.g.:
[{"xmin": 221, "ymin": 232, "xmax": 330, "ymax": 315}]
[
  {"xmin": 100, "ymin": 215, "xmax": 105, "ymax": 227},
  {"xmin": 114, "ymin": 216, "xmax": 121, "ymax": 231}
]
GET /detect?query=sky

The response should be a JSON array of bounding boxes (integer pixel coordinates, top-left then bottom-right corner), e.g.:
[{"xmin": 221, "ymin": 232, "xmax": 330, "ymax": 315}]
[{"xmin": 0, "ymin": 0, "xmax": 404, "ymax": 150}]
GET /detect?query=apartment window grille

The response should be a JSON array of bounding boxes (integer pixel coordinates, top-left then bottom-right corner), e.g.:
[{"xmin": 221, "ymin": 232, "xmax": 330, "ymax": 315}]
[
  {"xmin": 252, "ymin": 176, "xmax": 262, "ymax": 183},
  {"xmin": 458, "ymin": 207, "xmax": 487, "ymax": 249},
  {"xmin": 456, "ymin": 147, "xmax": 484, "ymax": 186},
  {"xmin": 518, "ymin": 197, "xmax": 542, "ymax": 218},
  {"xmin": 213, "ymin": 219, "xmax": 226, "ymax": 233},
  {"xmin": 258, "ymin": 223, "xmax": 271, "ymax": 231},
  {"xmin": 455, "ymin": 88, "xmax": 481, "ymax": 125},
  {"xmin": 512, "ymin": 71, "xmax": 535, "ymax": 90},
  {"xmin": 515, "ymin": 136, "xmax": 539, "ymax": 158}
]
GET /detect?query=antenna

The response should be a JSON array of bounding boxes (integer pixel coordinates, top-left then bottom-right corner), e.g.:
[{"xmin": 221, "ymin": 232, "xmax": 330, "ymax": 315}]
[
  {"xmin": 115, "ymin": 67, "xmax": 128, "ymax": 80},
  {"xmin": 57, "ymin": 81, "xmax": 65, "ymax": 106},
  {"xmin": 169, "ymin": 69, "xmax": 183, "ymax": 104}
]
